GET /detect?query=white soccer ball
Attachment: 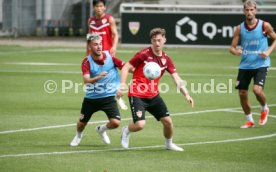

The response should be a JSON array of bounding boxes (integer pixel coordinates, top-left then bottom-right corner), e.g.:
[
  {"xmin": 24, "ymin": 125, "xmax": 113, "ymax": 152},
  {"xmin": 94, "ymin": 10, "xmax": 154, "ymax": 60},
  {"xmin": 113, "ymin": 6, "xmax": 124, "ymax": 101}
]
[{"xmin": 143, "ymin": 62, "xmax": 161, "ymax": 80}]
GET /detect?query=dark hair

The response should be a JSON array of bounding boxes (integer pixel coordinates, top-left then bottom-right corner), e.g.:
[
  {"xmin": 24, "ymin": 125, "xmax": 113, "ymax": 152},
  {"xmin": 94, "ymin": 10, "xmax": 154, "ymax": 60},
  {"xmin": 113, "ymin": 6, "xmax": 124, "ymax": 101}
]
[
  {"xmin": 93, "ymin": 0, "xmax": 106, "ymax": 7},
  {"xmin": 149, "ymin": 28, "xmax": 166, "ymax": 39}
]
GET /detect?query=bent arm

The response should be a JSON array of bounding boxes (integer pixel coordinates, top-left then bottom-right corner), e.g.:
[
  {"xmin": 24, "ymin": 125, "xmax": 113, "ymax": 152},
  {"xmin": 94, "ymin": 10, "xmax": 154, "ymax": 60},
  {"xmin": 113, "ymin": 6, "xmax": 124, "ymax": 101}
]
[
  {"xmin": 229, "ymin": 25, "xmax": 243, "ymax": 56},
  {"xmin": 83, "ymin": 72, "xmax": 107, "ymax": 84},
  {"xmin": 260, "ymin": 22, "xmax": 276, "ymax": 58},
  {"xmin": 109, "ymin": 16, "xmax": 119, "ymax": 55}
]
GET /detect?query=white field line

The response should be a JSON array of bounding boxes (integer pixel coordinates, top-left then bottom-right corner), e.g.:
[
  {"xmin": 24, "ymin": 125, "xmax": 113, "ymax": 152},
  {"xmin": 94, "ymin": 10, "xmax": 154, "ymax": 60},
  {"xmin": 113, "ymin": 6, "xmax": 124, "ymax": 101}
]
[
  {"xmin": 224, "ymin": 109, "xmax": 276, "ymax": 118},
  {"xmin": 0, "ymin": 49, "xmax": 136, "ymax": 55},
  {"xmin": 0, "ymin": 69, "xmax": 81, "ymax": 74},
  {"xmin": 0, "ymin": 49, "xmax": 83, "ymax": 54},
  {"xmin": 0, "ymin": 133, "xmax": 275, "ymax": 158},
  {"xmin": 1, "ymin": 104, "xmax": 276, "ymax": 135},
  {"xmin": 2, "ymin": 62, "xmax": 79, "ymax": 66},
  {"xmin": 0, "ymin": 69, "xmax": 276, "ymax": 79}
]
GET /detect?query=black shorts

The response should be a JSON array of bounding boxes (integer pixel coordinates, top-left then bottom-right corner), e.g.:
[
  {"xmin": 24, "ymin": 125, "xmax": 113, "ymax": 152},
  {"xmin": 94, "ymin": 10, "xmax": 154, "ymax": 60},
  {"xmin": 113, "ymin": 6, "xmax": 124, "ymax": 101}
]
[
  {"xmin": 80, "ymin": 96, "xmax": 120, "ymax": 123},
  {"xmin": 128, "ymin": 95, "xmax": 170, "ymax": 123},
  {"xmin": 235, "ymin": 67, "xmax": 268, "ymax": 90}
]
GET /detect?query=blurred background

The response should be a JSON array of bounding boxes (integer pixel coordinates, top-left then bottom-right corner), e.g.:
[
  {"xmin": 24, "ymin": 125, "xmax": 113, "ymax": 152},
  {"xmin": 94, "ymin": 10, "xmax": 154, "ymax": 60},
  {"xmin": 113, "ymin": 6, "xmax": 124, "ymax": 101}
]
[{"xmin": 0, "ymin": 0, "xmax": 275, "ymax": 46}]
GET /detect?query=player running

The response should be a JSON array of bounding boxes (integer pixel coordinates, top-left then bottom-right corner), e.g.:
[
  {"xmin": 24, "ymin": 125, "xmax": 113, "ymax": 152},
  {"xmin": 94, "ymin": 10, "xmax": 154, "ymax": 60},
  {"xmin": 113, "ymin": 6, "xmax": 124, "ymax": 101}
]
[{"xmin": 229, "ymin": 0, "xmax": 276, "ymax": 128}]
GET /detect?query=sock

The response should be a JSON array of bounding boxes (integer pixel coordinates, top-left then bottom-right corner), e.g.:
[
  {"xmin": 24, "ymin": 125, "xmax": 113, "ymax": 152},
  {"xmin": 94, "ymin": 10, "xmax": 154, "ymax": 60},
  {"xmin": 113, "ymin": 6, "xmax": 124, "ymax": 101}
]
[
  {"xmin": 246, "ymin": 113, "xmax": 254, "ymax": 122},
  {"xmin": 165, "ymin": 138, "xmax": 173, "ymax": 146},
  {"xmin": 77, "ymin": 131, "xmax": 82, "ymax": 138},
  {"xmin": 99, "ymin": 125, "xmax": 108, "ymax": 133},
  {"xmin": 124, "ymin": 126, "xmax": 130, "ymax": 134},
  {"xmin": 261, "ymin": 104, "xmax": 268, "ymax": 111}
]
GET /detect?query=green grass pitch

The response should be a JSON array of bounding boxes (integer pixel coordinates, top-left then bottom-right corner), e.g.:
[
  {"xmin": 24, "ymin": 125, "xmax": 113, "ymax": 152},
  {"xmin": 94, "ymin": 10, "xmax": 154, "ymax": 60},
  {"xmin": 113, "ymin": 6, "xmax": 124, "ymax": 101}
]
[{"xmin": 0, "ymin": 45, "xmax": 276, "ymax": 172}]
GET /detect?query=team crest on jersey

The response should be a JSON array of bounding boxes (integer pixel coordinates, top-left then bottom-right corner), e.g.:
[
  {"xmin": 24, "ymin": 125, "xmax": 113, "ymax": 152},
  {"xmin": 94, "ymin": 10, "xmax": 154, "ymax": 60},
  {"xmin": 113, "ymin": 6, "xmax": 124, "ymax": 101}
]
[
  {"xmin": 136, "ymin": 110, "xmax": 142, "ymax": 118},
  {"xmin": 161, "ymin": 58, "xmax": 167, "ymax": 65},
  {"xmin": 129, "ymin": 22, "xmax": 140, "ymax": 35},
  {"xmin": 102, "ymin": 18, "xmax": 107, "ymax": 24}
]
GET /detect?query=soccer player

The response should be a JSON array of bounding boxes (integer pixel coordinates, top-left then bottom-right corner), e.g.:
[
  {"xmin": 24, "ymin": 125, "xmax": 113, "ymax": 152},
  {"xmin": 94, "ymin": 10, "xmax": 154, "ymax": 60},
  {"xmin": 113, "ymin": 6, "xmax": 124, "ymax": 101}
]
[
  {"xmin": 87, "ymin": 0, "xmax": 118, "ymax": 55},
  {"xmin": 117, "ymin": 28, "xmax": 194, "ymax": 151},
  {"xmin": 70, "ymin": 33, "xmax": 124, "ymax": 146},
  {"xmin": 87, "ymin": 0, "xmax": 127, "ymax": 110},
  {"xmin": 229, "ymin": 0, "xmax": 276, "ymax": 128}
]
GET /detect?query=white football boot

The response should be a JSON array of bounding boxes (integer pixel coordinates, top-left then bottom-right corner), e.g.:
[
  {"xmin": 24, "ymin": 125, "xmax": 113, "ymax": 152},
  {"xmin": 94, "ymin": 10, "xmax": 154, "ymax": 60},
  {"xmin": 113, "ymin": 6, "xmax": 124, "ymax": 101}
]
[
  {"xmin": 96, "ymin": 126, "xmax": 111, "ymax": 144},
  {"xmin": 121, "ymin": 126, "xmax": 130, "ymax": 149}
]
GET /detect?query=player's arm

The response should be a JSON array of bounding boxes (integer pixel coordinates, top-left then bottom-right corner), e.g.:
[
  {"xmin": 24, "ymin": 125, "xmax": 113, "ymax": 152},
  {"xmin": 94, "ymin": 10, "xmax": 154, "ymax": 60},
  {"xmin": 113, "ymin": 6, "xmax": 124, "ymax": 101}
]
[
  {"xmin": 109, "ymin": 16, "xmax": 119, "ymax": 55},
  {"xmin": 171, "ymin": 73, "xmax": 194, "ymax": 107},
  {"xmin": 260, "ymin": 22, "xmax": 276, "ymax": 58},
  {"xmin": 87, "ymin": 18, "xmax": 92, "ymax": 33},
  {"xmin": 117, "ymin": 62, "xmax": 134, "ymax": 97},
  {"xmin": 229, "ymin": 25, "xmax": 243, "ymax": 56},
  {"xmin": 83, "ymin": 72, "xmax": 107, "ymax": 84},
  {"xmin": 81, "ymin": 58, "xmax": 107, "ymax": 84}
]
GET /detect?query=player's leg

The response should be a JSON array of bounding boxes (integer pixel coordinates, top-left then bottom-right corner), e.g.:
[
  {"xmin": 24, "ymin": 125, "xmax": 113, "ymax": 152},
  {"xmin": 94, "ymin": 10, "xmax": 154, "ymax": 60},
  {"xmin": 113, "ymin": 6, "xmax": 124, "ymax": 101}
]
[
  {"xmin": 96, "ymin": 96, "xmax": 121, "ymax": 144},
  {"xmin": 70, "ymin": 121, "xmax": 87, "ymax": 146},
  {"xmin": 253, "ymin": 67, "xmax": 269, "ymax": 125},
  {"xmin": 121, "ymin": 96, "xmax": 146, "ymax": 149},
  {"xmin": 148, "ymin": 95, "xmax": 183, "ymax": 151},
  {"xmin": 236, "ymin": 69, "xmax": 254, "ymax": 128},
  {"xmin": 239, "ymin": 89, "xmax": 251, "ymax": 117},
  {"xmin": 70, "ymin": 98, "xmax": 95, "ymax": 146},
  {"xmin": 159, "ymin": 117, "xmax": 182, "ymax": 151}
]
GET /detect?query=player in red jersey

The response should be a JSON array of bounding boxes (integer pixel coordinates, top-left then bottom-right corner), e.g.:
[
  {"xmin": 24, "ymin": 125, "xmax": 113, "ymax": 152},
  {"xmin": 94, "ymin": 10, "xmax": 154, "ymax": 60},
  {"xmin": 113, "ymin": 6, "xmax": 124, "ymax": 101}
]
[
  {"xmin": 87, "ymin": 0, "xmax": 118, "ymax": 55},
  {"xmin": 118, "ymin": 28, "xmax": 194, "ymax": 151}
]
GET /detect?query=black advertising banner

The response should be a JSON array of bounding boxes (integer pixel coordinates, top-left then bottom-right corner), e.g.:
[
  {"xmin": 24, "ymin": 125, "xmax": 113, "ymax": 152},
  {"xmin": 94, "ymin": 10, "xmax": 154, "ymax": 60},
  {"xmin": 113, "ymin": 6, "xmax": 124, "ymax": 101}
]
[{"xmin": 121, "ymin": 13, "xmax": 275, "ymax": 46}]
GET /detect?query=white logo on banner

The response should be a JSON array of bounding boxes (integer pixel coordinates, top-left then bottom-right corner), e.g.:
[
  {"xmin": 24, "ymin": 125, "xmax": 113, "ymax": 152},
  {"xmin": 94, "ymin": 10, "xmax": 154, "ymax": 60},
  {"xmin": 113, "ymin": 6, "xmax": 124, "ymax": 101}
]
[{"xmin": 175, "ymin": 17, "xmax": 197, "ymax": 42}]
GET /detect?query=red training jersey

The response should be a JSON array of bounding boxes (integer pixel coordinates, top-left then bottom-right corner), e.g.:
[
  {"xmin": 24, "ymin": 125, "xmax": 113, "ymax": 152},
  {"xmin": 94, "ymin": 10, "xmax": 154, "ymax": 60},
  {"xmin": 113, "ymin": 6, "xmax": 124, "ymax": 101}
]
[
  {"xmin": 88, "ymin": 14, "xmax": 113, "ymax": 51},
  {"xmin": 128, "ymin": 47, "xmax": 176, "ymax": 98},
  {"xmin": 82, "ymin": 52, "xmax": 124, "ymax": 75}
]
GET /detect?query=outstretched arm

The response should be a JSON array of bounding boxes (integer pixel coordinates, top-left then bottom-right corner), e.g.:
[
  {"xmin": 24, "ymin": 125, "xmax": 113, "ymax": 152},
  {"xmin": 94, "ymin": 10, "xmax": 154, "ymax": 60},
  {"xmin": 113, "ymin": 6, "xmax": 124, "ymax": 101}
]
[
  {"xmin": 117, "ymin": 62, "xmax": 135, "ymax": 97},
  {"xmin": 171, "ymin": 73, "xmax": 194, "ymax": 107}
]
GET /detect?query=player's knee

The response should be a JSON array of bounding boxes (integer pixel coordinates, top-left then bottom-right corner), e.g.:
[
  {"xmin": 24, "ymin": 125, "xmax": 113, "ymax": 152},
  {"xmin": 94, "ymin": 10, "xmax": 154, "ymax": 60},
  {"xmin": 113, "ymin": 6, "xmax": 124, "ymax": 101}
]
[
  {"xmin": 110, "ymin": 119, "xmax": 120, "ymax": 128},
  {"xmin": 134, "ymin": 121, "xmax": 145, "ymax": 130},
  {"xmin": 163, "ymin": 119, "xmax": 173, "ymax": 128},
  {"xmin": 239, "ymin": 90, "xmax": 248, "ymax": 97},
  {"xmin": 253, "ymin": 87, "xmax": 262, "ymax": 96}
]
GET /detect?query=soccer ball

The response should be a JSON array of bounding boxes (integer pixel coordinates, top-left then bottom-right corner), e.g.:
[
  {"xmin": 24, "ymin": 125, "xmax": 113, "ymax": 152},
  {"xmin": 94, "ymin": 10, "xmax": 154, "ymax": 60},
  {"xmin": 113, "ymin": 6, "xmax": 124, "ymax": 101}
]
[{"xmin": 143, "ymin": 62, "xmax": 161, "ymax": 80}]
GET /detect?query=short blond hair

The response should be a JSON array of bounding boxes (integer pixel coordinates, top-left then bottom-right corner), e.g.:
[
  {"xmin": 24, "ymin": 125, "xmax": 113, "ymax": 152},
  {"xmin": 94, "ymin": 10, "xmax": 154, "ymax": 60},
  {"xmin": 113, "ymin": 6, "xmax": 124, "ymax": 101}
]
[
  {"xmin": 243, "ymin": 0, "xmax": 257, "ymax": 9},
  {"xmin": 86, "ymin": 33, "xmax": 102, "ymax": 43},
  {"xmin": 149, "ymin": 28, "xmax": 166, "ymax": 39}
]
